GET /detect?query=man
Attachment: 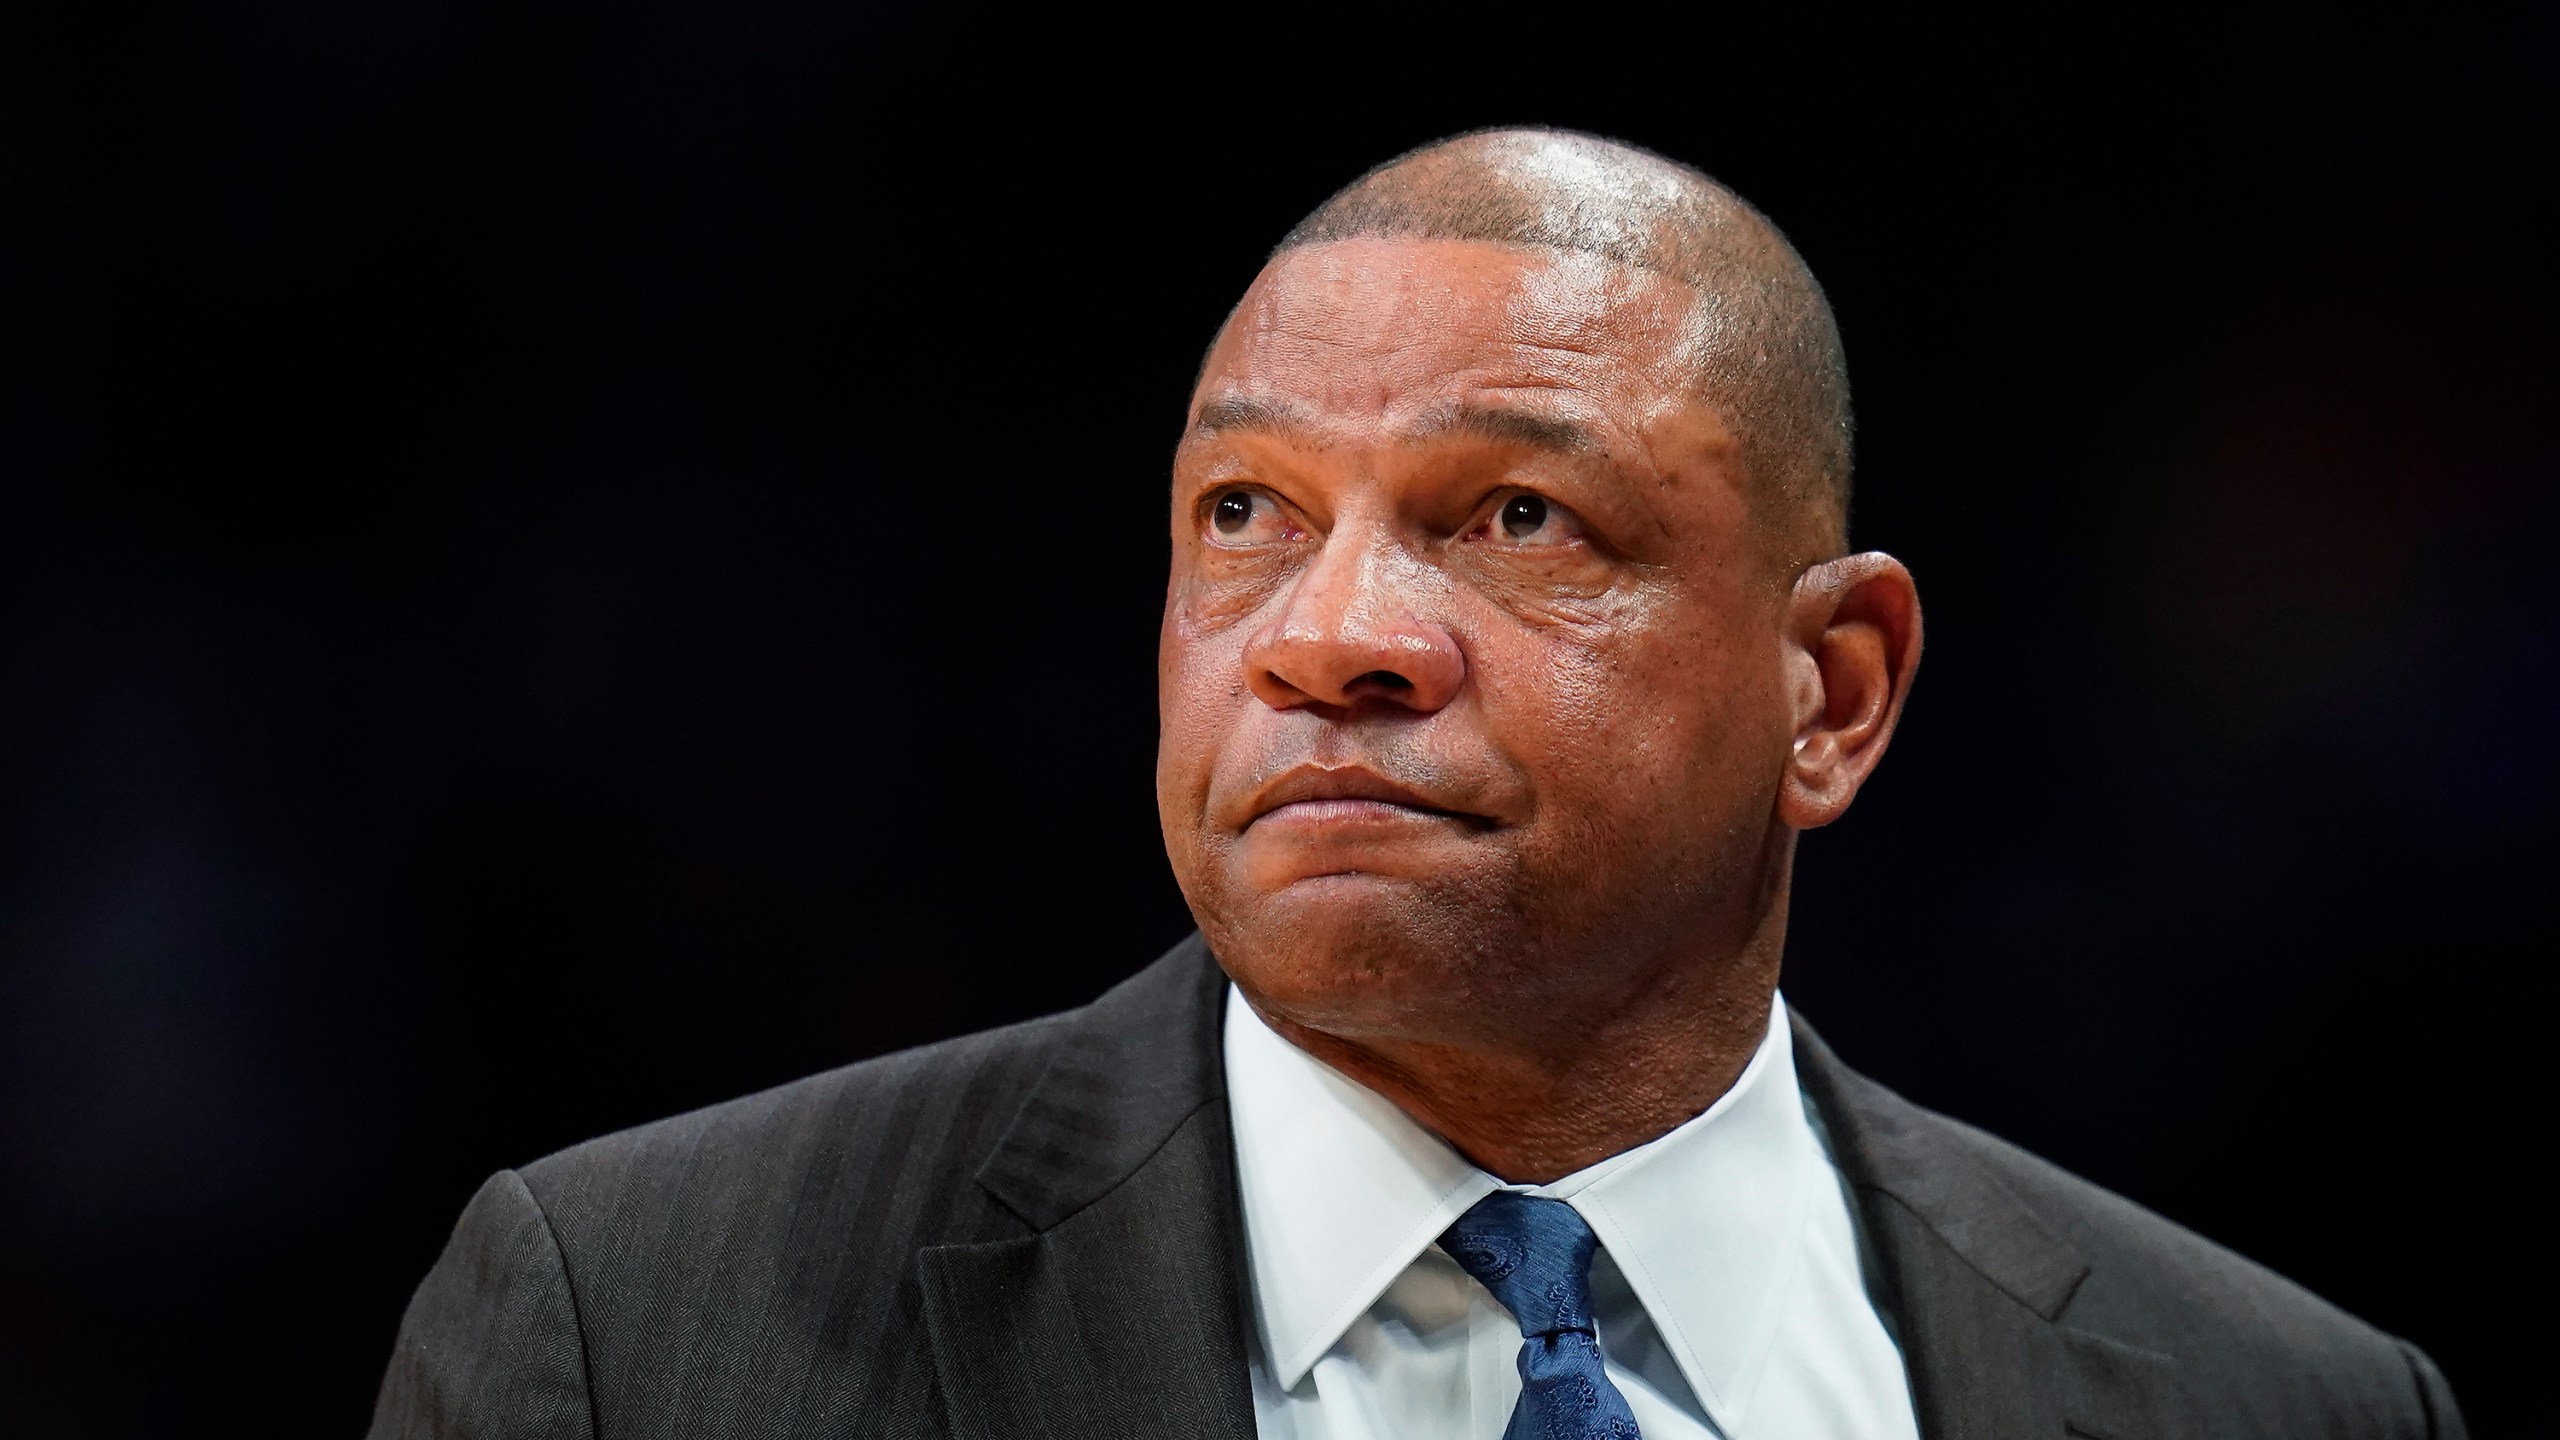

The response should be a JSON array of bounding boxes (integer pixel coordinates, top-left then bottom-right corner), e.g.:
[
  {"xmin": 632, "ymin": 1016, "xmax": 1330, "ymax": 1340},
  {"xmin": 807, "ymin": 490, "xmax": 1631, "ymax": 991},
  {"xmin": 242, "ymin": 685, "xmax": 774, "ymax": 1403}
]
[{"xmin": 371, "ymin": 129, "xmax": 2464, "ymax": 1439}]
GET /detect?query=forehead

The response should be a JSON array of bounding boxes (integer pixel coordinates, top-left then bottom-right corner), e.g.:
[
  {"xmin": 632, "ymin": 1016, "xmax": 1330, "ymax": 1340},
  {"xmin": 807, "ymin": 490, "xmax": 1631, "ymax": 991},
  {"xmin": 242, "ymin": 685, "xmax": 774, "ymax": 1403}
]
[{"xmin": 1197, "ymin": 237, "xmax": 1706, "ymax": 423}]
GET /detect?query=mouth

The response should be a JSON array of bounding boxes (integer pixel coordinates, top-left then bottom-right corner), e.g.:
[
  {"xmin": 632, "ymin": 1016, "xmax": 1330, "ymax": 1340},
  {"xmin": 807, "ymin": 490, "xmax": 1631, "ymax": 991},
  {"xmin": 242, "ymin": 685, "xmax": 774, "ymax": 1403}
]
[{"xmin": 1244, "ymin": 766, "xmax": 1494, "ymax": 831}]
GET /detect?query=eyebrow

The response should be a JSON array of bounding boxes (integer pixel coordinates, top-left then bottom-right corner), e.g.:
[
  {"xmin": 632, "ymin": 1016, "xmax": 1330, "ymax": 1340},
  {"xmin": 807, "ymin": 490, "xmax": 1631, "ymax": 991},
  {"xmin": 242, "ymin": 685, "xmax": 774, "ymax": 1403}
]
[
  {"xmin": 1404, "ymin": 400, "xmax": 1595, "ymax": 454},
  {"xmin": 1190, "ymin": 394, "xmax": 1596, "ymax": 455},
  {"xmin": 1191, "ymin": 394, "xmax": 1305, "ymax": 439}
]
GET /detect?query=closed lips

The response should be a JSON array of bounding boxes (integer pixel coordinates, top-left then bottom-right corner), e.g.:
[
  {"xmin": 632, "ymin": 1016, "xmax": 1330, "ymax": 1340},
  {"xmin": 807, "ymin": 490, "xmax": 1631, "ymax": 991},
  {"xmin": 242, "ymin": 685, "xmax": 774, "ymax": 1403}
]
[{"xmin": 1246, "ymin": 768, "xmax": 1491, "ymax": 827}]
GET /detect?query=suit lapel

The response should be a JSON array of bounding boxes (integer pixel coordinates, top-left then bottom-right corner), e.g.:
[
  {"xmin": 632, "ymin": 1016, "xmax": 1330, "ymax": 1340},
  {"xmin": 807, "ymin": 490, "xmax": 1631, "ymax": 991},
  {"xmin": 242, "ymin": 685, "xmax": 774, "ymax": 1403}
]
[
  {"xmin": 915, "ymin": 952, "xmax": 2178, "ymax": 1439},
  {"xmin": 917, "ymin": 937, "xmax": 1258, "ymax": 1440},
  {"xmin": 1794, "ymin": 1017, "xmax": 2177, "ymax": 1439}
]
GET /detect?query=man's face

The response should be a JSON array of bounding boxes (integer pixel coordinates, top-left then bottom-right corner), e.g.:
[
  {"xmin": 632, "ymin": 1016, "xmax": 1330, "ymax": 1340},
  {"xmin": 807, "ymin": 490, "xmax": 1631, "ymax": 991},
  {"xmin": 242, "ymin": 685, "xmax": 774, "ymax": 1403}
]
[{"xmin": 1158, "ymin": 237, "xmax": 1797, "ymax": 1044}]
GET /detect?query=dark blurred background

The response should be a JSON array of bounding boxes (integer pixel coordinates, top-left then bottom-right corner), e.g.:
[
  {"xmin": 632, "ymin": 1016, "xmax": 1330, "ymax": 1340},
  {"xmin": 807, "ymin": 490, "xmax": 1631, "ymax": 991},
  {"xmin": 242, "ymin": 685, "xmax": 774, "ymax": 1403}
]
[{"xmin": 5, "ymin": 6, "xmax": 2554, "ymax": 1435}]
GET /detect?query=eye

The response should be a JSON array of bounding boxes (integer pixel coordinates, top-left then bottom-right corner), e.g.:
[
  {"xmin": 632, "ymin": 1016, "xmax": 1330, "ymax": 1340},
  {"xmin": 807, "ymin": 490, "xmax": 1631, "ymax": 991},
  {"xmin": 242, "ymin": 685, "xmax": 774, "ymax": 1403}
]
[
  {"xmin": 1500, "ymin": 494, "xmax": 1550, "ymax": 539},
  {"xmin": 1202, "ymin": 487, "xmax": 1296, "ymax": 546},
  {"xmin": 1474, "ymin": 491, "xmax": 1578, "ymax": 546}
]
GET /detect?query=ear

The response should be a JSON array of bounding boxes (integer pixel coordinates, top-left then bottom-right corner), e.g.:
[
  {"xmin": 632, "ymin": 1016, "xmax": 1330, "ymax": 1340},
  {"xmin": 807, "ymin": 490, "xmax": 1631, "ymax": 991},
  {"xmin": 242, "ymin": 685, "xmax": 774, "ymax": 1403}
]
[{"xmin": 1778, "ymin": 552, "xmax": 1923, "ymax": 830}]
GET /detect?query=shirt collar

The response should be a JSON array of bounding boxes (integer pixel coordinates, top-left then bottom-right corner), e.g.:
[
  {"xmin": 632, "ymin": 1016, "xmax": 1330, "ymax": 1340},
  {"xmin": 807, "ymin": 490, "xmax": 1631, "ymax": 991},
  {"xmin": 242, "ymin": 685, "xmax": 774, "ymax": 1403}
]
[{"xmin": 1222, "ymin": 985, "xmax": 1817, "ymax": 1425}]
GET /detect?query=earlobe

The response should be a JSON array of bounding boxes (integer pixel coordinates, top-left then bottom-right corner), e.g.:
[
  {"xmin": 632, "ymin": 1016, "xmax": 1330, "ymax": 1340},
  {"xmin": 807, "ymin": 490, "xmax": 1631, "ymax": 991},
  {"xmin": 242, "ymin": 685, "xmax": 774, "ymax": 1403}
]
[{"xmin": 1776, "ymin": 553, "xmax": 1922, "ymax": 831}]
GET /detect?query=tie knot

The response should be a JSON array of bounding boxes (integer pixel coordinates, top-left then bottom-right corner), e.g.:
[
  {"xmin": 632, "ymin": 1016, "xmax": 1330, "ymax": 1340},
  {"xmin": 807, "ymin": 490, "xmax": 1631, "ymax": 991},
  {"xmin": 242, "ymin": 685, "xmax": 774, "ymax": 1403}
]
[{"xmin": 1439, "ymin": 1191, "xmax": 1599, "ymax": 1337}]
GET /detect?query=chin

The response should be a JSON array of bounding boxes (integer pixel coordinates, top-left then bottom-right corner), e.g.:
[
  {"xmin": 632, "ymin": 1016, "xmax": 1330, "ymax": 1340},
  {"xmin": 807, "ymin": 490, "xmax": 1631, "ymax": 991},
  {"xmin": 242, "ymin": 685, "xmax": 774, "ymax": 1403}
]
[{"xmin": 1203, "ymin": 873, "xmax": 1507, "ymax": 1037}]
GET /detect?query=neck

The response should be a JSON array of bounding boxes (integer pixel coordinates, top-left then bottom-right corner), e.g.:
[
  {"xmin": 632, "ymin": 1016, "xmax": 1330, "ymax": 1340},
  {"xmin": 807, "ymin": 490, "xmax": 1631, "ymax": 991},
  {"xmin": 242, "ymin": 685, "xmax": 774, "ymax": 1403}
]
[{"xmin": 1254, "ymin": 896, "xmax": 1790, "ymax": 1184}]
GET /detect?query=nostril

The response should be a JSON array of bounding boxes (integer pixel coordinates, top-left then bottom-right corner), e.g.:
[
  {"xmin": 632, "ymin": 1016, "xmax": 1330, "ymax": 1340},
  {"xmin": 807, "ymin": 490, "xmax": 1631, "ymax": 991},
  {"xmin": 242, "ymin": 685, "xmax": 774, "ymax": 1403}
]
[{"xmin": 1352, "ymin": 670, "xmax": 1412, "ymax": 692}]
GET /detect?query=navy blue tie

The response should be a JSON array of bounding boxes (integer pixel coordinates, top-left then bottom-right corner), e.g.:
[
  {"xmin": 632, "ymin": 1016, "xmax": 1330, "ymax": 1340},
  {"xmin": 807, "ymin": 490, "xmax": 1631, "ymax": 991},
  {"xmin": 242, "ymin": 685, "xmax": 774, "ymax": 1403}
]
[{"xmin": 1440, "ymin": 1191, "xmax": 1643, "ymax": 1440}]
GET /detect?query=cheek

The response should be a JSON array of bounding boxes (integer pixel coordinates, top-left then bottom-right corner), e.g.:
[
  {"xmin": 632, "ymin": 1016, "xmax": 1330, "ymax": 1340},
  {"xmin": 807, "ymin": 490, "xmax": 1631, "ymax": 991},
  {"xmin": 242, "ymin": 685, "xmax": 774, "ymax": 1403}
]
[
  {"xmin": 1486, "ymin": 599, "xmax": 1772, "ymax": 837},
  {"xmin": 1157, "ymin": 584, "xmax": 1257, "ymax": 800}
]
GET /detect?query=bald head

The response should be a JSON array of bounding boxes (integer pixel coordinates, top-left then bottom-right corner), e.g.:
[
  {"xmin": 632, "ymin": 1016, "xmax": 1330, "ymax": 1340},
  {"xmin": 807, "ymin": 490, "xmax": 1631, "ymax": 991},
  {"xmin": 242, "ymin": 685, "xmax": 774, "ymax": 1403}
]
[{"xmin": 1276, "ymin": 128, "xmax": 1851, "ymax": 556}]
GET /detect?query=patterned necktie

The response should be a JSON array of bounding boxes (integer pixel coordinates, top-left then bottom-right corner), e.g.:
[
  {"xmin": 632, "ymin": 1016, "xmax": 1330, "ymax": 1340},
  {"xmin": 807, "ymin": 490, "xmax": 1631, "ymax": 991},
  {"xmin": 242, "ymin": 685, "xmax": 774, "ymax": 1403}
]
[{"xmin": 1440, "ymin": 1191, "xmax": 1644, "ymax": 1440}]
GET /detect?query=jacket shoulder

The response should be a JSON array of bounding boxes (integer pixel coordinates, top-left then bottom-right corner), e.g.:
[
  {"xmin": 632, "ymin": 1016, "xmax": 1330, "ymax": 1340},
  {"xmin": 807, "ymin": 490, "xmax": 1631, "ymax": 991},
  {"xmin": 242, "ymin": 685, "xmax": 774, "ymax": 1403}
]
[
  {"xmin": 1931, "ymin": 1110, "xmax": 2383, "ymax": 1344},
  {"xmin": 517, "ymin": 1008, "xmax": 1072, "ymax": 1240},
  {"xmin": 1795, "ymin": 1018, "xmax": 2458, "ymax": 1436},
  {"xmin": 497, "ymin": 1009, "xmax": 1075, "ymax": 1430},
  {"xmin": 1891, "ymin": 1096, "xmax": 2456, "ymax": 1434}
]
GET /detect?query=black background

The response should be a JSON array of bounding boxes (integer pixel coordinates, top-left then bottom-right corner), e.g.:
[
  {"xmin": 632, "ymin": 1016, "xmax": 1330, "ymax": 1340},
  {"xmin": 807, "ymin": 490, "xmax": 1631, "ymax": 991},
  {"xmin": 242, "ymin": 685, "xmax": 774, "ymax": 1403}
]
[{"xmin": 5, "ymin": 8, "xmax": 2554, "ymax": 1436}]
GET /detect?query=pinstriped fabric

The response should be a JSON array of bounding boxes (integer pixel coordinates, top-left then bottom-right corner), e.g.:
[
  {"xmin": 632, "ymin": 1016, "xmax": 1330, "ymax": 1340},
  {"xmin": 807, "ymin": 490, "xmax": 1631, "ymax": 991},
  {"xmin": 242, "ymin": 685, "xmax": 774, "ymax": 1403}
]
[
  {"xmin": 524, "ymin": 1008, "xmax": 1063, "ymax": 1440},
  {"xmin": 907, "ymin": 938, "xmax": 1258, "ymax": 1439},
  {"xmin": 370, "ymin": 1169, "xmax": 598, "ymax": 1440},
  {"xmin": 916, "ymin": 1098, "xmax": 1258, "ymax": 1440},
  {"xmin": 975, "ymin": 935, "xmax": 1228, "ymax": 1231},
  {"xmin": 1786, "ymin": 1018, "xmax": 2469, "ymax": 1440},
  {"xmin": 372, "ymin": 942, "xmax": 2465, "ymax": 1440},
  {"xmin": 369, "ymin": 938, "xmax": 1236, "ymax": 1440}
]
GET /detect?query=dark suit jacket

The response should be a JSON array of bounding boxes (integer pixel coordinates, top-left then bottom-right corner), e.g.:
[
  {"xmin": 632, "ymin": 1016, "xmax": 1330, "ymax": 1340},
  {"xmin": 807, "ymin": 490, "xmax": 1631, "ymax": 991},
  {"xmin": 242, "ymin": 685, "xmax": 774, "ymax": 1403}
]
[{"xmin": 371, "ymin": 936, "xmax": 2466, "ymax": 1438}]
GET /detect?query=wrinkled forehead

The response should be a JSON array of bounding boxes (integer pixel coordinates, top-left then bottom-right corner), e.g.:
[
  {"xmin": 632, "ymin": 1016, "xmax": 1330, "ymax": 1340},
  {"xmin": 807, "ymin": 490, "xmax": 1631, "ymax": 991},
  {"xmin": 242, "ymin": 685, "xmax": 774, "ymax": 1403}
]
[{"xmin": 1198, "ymin": 238, "xmax": 1710, "ymax": 421}]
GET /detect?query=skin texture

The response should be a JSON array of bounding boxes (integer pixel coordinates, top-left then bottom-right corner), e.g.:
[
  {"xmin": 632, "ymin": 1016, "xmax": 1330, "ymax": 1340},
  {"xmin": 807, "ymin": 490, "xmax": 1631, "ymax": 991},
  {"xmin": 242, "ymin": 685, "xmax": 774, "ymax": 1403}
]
[
  {"xmin": 1157, "ymin": 235, "xmax": 1922, "ymax": 1182},
  {"xmin": 1278, "ymin": 126, "xmax": 1855, "ymax": 565}
]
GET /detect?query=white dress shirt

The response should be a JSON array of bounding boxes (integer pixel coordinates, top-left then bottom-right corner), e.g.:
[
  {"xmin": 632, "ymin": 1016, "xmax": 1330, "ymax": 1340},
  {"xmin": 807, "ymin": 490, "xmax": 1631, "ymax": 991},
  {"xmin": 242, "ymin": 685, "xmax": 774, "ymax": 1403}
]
[{"xmin": 1223, "ymin": 986, "xmax": 1920, "ymax": 1440}]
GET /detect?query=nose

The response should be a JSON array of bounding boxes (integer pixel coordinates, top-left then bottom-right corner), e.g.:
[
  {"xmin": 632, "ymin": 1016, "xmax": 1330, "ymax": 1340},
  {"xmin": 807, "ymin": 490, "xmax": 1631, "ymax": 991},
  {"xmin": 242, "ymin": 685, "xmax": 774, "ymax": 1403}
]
[{"xmin": 1244, "ymin": 531, "xmax": 1465, "ymax": 715}]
